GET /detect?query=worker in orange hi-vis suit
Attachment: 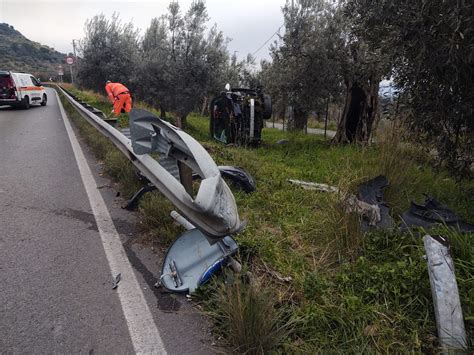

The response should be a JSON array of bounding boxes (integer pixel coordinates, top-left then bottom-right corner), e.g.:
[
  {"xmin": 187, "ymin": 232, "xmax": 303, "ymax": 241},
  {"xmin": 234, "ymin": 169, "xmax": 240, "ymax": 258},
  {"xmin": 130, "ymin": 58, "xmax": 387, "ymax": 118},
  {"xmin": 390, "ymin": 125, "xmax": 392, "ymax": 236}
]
[{"xmin": 105, "ymin": 81, "xmax": 132, "ymax": 116}]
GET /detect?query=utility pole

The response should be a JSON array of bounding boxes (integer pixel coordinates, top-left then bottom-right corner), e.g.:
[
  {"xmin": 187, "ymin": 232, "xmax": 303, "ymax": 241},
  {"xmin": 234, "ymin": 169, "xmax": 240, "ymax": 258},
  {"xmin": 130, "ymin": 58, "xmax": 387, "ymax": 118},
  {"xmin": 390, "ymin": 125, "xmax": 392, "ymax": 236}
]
[
  {"xmin": 72, "ymin": 39, "xmax": 77, "ymax": 59},
  {"xmin": 71, "ymin": 39, "xmax": 78, "ymax": 85},
  {"xmin": 69, "ymin": 62, "xmax": 74, "ymax": 85}
]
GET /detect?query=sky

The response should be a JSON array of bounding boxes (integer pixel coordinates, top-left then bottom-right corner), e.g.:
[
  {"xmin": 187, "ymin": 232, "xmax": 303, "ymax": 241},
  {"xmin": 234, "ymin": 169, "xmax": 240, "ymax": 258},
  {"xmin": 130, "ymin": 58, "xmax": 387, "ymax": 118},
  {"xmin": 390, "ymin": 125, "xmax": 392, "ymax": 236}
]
[{"xmin": 0, "ymin": 0, "xmax": 287, "ymax": 62}]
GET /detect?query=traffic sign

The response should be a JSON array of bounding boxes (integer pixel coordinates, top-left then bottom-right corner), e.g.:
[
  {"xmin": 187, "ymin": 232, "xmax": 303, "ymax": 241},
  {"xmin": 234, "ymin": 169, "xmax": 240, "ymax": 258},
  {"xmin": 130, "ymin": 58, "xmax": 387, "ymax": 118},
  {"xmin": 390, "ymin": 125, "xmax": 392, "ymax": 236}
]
[{"xmin": 66, "ymin": 57, "xmax": 74, "ymax": 65}]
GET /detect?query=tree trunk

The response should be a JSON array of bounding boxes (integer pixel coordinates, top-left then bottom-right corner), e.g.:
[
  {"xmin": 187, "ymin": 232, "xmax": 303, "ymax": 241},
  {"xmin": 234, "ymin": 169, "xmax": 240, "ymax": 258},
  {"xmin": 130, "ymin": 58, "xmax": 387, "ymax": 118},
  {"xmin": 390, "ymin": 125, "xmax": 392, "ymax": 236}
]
[
  {"xmin": 200, "ymin": 96, "xmax": 209, "ymax": 116},
  {"xmin": 333, "ymin": 77, "xmax": 379, "ymax": 144},
  {"xmin": 175, "ymin": 114, "xmax": 187, "ymax": 129},
  {"xmin": 160, "ymin": 105, "xmax": 166, "ymax": 120},
  {"xmin": 288, "ymin": 107, "xmax": 307, "ymax": 131}
]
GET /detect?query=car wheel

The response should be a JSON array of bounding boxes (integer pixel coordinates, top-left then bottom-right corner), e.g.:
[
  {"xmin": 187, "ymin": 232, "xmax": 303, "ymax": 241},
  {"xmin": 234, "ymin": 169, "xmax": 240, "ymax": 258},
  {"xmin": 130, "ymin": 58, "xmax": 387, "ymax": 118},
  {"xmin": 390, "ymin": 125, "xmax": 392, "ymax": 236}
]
[
  {"xmin": 22, "ymin": 96, "xmax": 30, "ymax": 109},
  {"xmin": 262, "ymin": 94, "xmax": 272, "ymax": 119},
  {"xmin": 41, "ymin": 94, "xmax": 47, "ymax": 106}
]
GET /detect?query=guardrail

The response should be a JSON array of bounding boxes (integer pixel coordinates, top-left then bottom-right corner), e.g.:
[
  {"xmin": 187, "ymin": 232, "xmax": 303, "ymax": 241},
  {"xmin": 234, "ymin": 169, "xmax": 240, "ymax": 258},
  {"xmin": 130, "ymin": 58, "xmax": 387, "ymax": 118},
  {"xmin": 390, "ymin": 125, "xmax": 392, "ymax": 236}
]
[{"xmin": 56, "ymin": 85, "xmax": 243, "ymax": 240}]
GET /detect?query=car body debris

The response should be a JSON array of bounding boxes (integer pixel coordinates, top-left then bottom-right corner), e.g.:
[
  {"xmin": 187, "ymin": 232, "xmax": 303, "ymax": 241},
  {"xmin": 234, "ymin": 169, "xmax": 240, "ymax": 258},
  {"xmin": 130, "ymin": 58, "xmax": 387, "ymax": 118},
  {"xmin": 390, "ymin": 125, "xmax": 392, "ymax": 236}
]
[
  {"xmin": 289, "ymin": 179, "xmax": 339, "ymax": 193},
  {"xmin": 161, "ymin": 228, "xmax": 239, "ymax": 293},
  {"xmin": 401, "ymin": 196, "xmax": 474, "ymax": 232},
  {"xmin": 423, "ymin": 235, "xmax": 468, "ymax": 351},
  {"xmin": 289, "ymin": 175, "xmax": 393, "ymax": 230},
  {"xmin": 354, "ymin": 175, "xmax": 393, "ymax": 230},
  {"xmin": 161, "ymin": 210, "xmax": 240, "ymax": 293}
]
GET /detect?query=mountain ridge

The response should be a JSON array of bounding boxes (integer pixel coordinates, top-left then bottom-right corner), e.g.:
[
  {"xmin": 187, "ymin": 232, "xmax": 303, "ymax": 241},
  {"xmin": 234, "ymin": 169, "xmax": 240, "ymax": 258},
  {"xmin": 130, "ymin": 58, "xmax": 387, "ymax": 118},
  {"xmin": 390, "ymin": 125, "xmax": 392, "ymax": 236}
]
[{"xmin": 0, "ymin": 23, "xmax": 67, "ymax": 78}]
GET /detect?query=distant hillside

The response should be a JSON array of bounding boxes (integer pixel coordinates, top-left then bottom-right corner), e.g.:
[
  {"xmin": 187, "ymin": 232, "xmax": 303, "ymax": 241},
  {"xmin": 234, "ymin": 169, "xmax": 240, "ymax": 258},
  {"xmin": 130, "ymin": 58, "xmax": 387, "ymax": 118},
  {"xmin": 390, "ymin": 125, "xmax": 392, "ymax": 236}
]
[{"xmin": 0, "ymin": 23, "xmax": 66, "ymax": 78}]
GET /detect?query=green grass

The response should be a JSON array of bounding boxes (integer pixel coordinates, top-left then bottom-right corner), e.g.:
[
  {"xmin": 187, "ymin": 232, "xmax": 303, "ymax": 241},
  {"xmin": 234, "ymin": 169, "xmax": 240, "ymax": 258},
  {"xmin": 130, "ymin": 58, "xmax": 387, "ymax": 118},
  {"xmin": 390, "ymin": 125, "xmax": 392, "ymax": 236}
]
[
  {"xmin": 307, "ymin": 118, "xmax": 338, "ymax": 131},
  {"xmin": 186, "ymin": 114, "xmax": 473, "ymax": 352},
  {"xmin": 270, "ymin": 117, "xmax": 338, "ymax": 131},
  {"xmin": 58, "ymin": 86, "xmax": 473, "ymax": 353}
]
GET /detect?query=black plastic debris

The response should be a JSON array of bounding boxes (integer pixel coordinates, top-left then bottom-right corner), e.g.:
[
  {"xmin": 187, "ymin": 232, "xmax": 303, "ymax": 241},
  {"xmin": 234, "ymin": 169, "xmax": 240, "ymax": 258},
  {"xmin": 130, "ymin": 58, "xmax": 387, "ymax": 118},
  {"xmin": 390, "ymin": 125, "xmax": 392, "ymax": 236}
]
[
  {"xmin": 218, "ymin": 166, "xmax": 256, "ymax": 193},
  {"xmin": 401, "ymin": 196, "xmax": 474, "ymax": 232},
  {"xmin": 193, "ymin": 166, "xmax": 256, "ymax": 193},
  {"xmin": 112, "ymin": 273, "xmax": 121, "ymax": 289},
  {"xmin": 356, "ymin": 175, "xmax": 394, "ymax": 231},
  {"xmin": 123, "ymin": 184, "xmax": 156, "ymax": 211}
]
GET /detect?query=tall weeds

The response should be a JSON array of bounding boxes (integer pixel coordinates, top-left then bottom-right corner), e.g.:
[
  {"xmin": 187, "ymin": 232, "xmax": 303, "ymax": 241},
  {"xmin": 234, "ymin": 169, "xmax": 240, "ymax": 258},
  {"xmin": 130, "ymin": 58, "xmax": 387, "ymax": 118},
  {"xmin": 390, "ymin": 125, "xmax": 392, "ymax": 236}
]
[
  {"xmin": 374, "ymin": 120, "xmax": 423, "ymax": 216},
  {"xmin": 206, "ymin": 274, "xmax": 294, "ymax": 354}
]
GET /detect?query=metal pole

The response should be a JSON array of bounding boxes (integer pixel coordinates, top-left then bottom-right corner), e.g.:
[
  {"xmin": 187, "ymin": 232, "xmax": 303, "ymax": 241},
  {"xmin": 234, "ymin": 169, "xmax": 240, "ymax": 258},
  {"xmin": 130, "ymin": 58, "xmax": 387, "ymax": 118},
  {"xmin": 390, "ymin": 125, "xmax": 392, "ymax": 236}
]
[
  {"xmin": 69, "ymin": 64, "xmax": 74, "ymax": 85},
  {"xmin": 71, "ymin": 39, "xmax": 77, "ymax": 85},
  {"xmin": 282, "ymin": 107, "xmax": 285, "ymax": 132},
  {"xmin": 72, "ymin": 40, "xmax": 77, "ymax": 58},
  {"xmin": 324, "ymin": 96, "xmax": 330, "ymax": 139},
  {"xmin": 249, "ymin": 99, "xmax": 255, "ymax": 139}
]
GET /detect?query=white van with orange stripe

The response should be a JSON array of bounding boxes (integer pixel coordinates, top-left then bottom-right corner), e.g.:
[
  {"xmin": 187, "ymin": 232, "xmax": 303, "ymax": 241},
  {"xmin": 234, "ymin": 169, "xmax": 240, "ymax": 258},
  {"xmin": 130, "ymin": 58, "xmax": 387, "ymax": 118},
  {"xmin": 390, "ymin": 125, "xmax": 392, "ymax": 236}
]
[{"xmin": 0, "ymin": 70, "xmax": 47, "ymax": 109}]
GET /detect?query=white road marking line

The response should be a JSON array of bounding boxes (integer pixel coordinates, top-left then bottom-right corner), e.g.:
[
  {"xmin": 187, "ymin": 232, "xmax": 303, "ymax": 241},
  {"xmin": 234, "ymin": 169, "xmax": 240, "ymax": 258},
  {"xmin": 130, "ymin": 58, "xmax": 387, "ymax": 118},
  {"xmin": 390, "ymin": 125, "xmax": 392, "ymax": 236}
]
[{"xmin": 55, "ymin": 90, "xmax": 166, "ymax": 354}]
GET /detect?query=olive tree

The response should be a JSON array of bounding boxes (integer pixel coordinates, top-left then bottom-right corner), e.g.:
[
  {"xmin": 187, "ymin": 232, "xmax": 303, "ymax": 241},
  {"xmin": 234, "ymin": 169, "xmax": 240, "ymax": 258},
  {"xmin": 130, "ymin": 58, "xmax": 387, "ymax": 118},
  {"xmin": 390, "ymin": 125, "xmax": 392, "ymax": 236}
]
[
  {"xmin": 266, "ymin": 0, "xmax": 334, "ymax": 130},
  {"xmin": 77, "ymin": 13, "xmax": 140, "ymax": 92},
  {"xmin": 262, "ymin": 0, "xmax": 380, "ymax": 136},
  {"xmin": 136, "ymin": 17, "xmax": 170, "ymax": 117},
  {"xmin": 346, "ymin": 0, "xmax": 473, "ymax": 173},
  {"xmin": 138, "ymin": 1, "xmax": 229, "ymax": 128}
]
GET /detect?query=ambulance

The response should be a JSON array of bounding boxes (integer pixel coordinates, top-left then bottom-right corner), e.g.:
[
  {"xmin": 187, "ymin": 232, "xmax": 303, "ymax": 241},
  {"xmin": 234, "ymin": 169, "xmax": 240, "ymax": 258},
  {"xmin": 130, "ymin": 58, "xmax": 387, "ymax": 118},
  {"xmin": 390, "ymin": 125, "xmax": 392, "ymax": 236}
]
[{"xmin": 0, "ymin": 70, "xmax": 47, "ymax": 109}]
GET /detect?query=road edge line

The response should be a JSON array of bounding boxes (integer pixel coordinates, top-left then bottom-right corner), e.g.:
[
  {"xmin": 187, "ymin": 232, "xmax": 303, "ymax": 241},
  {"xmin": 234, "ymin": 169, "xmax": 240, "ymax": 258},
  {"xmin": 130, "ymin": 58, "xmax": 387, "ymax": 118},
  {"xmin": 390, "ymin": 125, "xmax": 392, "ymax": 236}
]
[{"xmin": 55, "ymin": 89, "xmax": 166, "ymax": 354}]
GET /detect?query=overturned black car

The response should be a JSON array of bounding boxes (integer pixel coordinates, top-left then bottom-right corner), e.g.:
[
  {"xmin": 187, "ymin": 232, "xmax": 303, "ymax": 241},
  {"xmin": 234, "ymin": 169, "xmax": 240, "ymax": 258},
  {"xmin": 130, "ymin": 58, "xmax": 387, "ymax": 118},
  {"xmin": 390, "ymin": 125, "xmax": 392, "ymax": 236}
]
[{"xmin": 210, "ymin": 86, "xmax": 272, "ymax": 147}]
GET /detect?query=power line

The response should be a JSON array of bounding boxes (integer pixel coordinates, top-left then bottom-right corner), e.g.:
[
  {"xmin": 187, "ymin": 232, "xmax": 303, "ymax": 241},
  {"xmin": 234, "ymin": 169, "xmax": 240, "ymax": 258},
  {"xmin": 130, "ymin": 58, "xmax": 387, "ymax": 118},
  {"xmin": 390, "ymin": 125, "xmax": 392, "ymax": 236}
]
[{"xmin": 251, "ymin": 24, "xmax": 284, "ymax": 57}]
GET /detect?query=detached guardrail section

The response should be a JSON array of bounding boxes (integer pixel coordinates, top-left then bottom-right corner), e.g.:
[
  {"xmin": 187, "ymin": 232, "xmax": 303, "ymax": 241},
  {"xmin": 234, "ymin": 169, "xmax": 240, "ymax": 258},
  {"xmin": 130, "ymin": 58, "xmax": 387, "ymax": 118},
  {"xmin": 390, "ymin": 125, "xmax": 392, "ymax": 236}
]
[{"xmin": 57, "ymin": 86, "xmax": 243, "ymax": 240}]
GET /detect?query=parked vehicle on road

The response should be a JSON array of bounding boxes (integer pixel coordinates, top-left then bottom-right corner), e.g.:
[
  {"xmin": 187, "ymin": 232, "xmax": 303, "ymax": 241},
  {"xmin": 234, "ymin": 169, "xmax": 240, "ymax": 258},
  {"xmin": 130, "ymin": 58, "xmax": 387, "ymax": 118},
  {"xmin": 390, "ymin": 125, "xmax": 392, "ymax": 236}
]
[{"xmin": 0, "ymin": 70, "xmax": 47, "ymax": 109}]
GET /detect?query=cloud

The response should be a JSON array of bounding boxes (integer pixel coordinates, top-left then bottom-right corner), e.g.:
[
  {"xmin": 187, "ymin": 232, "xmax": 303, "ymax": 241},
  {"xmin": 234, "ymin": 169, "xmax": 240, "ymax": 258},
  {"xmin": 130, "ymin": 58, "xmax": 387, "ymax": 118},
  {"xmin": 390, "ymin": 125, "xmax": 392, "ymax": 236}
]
[{"xmin": 2, "ymin": 0, "xmax": 286, "ymax": 61}]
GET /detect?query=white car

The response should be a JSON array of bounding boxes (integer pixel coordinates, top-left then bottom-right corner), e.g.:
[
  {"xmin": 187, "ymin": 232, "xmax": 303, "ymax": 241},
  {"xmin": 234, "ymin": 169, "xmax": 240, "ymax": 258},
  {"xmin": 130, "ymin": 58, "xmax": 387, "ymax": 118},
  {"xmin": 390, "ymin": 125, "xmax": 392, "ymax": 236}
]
[{"xmin": 0, "ymin": 70, "xmax": 47, "ymax": 109}]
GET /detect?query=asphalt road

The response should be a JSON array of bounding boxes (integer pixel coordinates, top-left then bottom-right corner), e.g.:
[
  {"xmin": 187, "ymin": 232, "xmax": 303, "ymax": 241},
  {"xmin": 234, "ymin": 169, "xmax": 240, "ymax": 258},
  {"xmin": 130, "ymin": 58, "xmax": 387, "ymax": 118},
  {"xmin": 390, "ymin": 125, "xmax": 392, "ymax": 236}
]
[{"xmin": 0, "ymin": 88, "xmax": 214, "ymax": 354}]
